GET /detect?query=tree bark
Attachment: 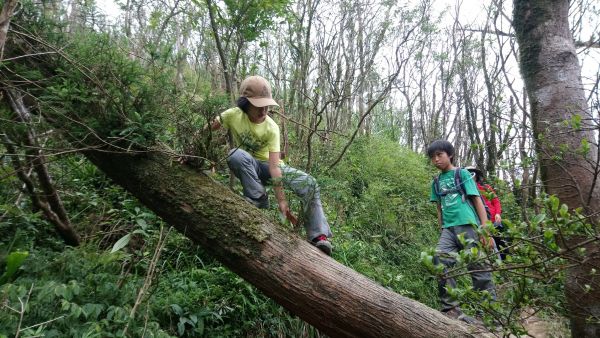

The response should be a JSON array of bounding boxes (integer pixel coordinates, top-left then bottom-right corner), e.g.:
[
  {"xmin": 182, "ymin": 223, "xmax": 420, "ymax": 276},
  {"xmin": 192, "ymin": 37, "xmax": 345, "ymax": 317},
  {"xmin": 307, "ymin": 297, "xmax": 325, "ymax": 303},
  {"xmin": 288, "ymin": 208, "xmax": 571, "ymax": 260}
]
[
  {"xmin": 81, "ymin": 149, "xmax": 486, "ymax": 338},
  {"xmin": 514, "ymin": 1, "xmax": 600, "ymax": 336},
  {"xmin": 205, "ymin": 0, "xmax": 233, "ymax": 99},
  {"xmin": 3, "ymin": 89, "xmax": 80, "ymax": 246},
  {"xmin": 0, "ymin": 0, "xmax": 18, "ymax": 60}
]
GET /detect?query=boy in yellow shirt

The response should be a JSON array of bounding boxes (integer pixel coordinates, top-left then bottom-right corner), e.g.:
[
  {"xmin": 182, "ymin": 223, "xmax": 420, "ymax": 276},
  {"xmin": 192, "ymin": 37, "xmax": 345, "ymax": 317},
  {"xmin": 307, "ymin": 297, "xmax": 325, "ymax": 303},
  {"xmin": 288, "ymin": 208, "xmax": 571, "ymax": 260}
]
[{"xmin": 209, "ymin": 76, "xmax": 332, "ymax": 255}]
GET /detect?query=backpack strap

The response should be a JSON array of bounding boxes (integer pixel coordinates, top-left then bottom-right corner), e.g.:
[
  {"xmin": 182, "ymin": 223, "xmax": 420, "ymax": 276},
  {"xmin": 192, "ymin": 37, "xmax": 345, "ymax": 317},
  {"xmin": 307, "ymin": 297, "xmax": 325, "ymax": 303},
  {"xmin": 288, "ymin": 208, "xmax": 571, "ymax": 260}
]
[
  {"xmin": 453, "ymin": 168, "xmax": 467, "ymax": 202},
  {"xmin": 434, "ymin": 169, "xmax": 465, "ymax": 199}
]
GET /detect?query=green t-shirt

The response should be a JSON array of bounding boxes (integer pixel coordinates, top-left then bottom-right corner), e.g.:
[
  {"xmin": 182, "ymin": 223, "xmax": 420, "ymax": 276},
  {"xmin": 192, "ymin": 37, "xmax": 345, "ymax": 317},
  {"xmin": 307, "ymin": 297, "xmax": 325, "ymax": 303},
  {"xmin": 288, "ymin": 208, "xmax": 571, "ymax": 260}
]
[
  {"xmin": 430, "ymin": 168, "xmax": 480, "ymax": 228},
  {"xmin": 219, "ymin": 107, "xmax": 280, "ymax": 162}
]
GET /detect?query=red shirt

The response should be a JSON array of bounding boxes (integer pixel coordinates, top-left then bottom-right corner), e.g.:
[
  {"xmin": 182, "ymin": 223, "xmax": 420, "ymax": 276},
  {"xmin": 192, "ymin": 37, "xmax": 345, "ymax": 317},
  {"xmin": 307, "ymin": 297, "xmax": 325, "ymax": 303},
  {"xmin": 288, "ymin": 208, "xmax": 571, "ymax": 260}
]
[{"xmin": 476, "ymin": 182, "xmax": 502, "ymax": 219}]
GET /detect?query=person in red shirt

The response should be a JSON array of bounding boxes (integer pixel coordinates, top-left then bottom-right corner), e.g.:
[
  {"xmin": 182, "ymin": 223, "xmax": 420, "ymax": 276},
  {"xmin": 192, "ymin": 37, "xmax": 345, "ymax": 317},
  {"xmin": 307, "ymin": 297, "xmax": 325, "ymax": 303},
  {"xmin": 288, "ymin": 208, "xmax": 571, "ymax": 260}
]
[{"xmin": 466, "ymin": 167, "xmax": 507, "ymax": 259}]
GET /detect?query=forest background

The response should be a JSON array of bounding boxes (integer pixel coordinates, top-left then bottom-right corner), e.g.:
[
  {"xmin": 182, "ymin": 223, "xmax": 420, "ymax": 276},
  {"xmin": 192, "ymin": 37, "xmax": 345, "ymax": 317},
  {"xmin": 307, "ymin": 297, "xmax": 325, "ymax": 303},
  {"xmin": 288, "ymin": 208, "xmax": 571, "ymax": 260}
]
[{"xmin": 0, "ymin": 0, "xmax": 599, "ymax": 336}]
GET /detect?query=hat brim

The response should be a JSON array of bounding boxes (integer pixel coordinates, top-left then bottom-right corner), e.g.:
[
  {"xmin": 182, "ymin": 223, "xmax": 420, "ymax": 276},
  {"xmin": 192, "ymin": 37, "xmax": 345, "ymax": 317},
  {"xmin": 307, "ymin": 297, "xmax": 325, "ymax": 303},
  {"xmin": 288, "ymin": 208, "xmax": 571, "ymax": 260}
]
[{"xmin": 247, "ymin": 97, "xmax": 279, "ymax": 107}]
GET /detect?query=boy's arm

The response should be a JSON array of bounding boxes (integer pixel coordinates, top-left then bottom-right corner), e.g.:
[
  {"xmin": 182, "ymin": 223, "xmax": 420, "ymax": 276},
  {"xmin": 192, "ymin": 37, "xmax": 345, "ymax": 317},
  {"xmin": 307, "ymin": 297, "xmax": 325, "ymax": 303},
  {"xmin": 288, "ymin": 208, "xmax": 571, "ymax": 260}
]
[
  {"xmin": 471, "ymin": 195, "xmax": 494, "ymax": 249},
  {"xmin": 268, "ymin": 151, "xmax": 288, "ymax": 215},
  {"xmin": 179, "ymin": 118, "xmax": 223, "ymax": 164},
  {"xmin": 436, "ymin": 203, "xmax": 443, "ymax": 229}
]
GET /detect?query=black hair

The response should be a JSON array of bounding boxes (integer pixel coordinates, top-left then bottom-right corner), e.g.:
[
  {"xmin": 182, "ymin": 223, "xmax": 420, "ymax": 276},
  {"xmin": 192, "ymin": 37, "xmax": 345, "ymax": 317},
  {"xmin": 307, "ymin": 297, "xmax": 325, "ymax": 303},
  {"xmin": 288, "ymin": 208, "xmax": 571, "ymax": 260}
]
[
  {"xmin": 475, "ymin": 174, "xmax": 484, "ymax": 184},
  {"xmin": 426, "ymin": 140, "xmax": 455, "ymax": 163},
  {"xmin": 236, "ymin": 96, "xmax": 251, "ymax": 113},
  {"xmin": 470, "ymin": 170, "xmax": 484, "ymax": 183}
]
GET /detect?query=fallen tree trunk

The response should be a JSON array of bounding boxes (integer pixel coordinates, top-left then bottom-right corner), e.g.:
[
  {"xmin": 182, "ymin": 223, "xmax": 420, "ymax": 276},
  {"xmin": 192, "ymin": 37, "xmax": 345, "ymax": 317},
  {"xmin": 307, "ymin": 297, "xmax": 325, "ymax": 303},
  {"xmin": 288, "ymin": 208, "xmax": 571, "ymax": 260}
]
[{"xmin": 81, "ymin": 149, "xmax": 486, "ymax": 337}]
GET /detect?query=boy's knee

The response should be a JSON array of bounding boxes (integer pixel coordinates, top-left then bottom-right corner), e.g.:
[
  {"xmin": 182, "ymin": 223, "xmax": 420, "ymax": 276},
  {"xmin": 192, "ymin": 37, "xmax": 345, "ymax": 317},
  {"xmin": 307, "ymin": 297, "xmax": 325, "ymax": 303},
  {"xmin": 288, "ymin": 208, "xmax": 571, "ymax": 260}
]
[
  {"xmin": 434, "ymin": 255, "xmax": 455, "ymax": 268},
  {"xmin": 306, "ymin": 175, "xmax": 318, "ymax": 191},
  {"xmin": 227, "ymin": 149, "xmax": 252, "ymax": 167},
  {"xmin": 300, "ymin": 175, "xmax": 320, "ymax": 198}
]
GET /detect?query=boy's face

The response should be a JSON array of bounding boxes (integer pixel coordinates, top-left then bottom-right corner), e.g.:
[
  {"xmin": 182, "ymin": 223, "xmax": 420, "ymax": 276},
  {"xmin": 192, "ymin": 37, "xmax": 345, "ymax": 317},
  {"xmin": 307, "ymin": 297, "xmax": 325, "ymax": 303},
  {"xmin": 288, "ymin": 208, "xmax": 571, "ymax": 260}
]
[
  {"xmin": 247, "ymin": 104, "xmax": 269, "ymax": 123},
  {"xmin": 430, "ymin": 151, "xmax": 452, "ymax": 171}
]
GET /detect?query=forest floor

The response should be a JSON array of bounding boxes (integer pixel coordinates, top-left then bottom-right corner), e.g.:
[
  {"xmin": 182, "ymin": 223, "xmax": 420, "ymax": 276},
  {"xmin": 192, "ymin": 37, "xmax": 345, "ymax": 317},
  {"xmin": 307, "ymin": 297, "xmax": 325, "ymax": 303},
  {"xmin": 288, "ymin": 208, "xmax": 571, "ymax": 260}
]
[{"xmin": 519, "ymin": 308, "xmax": 569, "ymax": 338}]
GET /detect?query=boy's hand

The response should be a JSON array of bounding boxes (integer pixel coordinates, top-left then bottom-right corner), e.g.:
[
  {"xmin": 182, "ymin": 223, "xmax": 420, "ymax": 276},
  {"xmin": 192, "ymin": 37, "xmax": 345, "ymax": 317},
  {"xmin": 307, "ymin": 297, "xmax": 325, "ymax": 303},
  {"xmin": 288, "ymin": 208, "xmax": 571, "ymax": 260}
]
[
  {"xmin": 278, "ymin": 199, "xmax": 289, "ymax": 216},
  {"xmin": 479, "ymin": 235, "xmax": 496, "ymax": 250},
  {"xmin": 285, "ymin": 209, "xmax": 299, "ymax": 226}
]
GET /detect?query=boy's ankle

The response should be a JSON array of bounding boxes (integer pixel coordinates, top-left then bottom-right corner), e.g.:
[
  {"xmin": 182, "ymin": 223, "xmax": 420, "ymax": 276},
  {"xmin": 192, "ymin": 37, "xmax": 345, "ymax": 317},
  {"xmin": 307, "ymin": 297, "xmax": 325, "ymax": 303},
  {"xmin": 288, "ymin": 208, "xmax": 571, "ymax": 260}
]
[{"xmin": 311, "ymin": 235, "xmax": 332, "ymax": 255}]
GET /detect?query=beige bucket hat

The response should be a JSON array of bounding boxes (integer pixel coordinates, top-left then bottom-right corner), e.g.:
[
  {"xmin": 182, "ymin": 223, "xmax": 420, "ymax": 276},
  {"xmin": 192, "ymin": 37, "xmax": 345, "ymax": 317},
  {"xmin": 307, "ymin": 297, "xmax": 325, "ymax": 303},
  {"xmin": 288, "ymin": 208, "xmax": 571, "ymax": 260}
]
[{"xmin": 239, "ymin": 75, "xmax": 279, "ymax": 107}]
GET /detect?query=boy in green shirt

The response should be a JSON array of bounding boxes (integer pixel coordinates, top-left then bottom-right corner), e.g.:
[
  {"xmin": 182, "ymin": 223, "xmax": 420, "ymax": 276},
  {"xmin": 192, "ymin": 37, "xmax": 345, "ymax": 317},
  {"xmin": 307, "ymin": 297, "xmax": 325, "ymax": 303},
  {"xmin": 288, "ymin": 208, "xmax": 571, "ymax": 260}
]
[{"xmin": 427, "ymin": 140, "xmax": 496, "ymax": 323}]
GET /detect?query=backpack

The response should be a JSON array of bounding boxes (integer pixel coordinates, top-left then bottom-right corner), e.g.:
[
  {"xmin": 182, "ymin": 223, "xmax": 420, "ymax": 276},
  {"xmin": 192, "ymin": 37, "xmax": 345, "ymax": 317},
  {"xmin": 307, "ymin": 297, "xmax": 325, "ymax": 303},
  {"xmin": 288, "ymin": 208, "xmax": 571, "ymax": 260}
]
[{"xmin": 433, "ymin": 168, "xmax": 491, "ymax": 224}]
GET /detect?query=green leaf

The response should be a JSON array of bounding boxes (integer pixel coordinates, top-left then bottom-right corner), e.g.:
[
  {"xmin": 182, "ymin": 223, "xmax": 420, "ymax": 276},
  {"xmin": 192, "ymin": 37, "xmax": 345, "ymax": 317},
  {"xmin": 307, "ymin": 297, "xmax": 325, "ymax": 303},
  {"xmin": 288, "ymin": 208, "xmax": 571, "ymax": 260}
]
[
  {"xmin": 136, "ymin": 218, "xmax": 148, "ymax": 229},
  {"xmin": 579, "ymin": 138, "xmax": 590, "ymax": 156},
  {"xmin": 559, "ymin": 204, "xmax": 569, "ymax": 218},
  {"xmin": 550, "ymin": 195, "xmax": 560, "ymax": 213},
  {"xmin": 0, "ymin": 251, "xmax": 29, "ymax": 284},
  {"xmin": 544, "ymin": 230, "xmax": 554, "ymax": 241},
  {"xmin": 571, "ymin": 114, "xmax": 582, "ymax": 130},
  {"xmin": 110, "ymin": 234, "xmax": 131, "ymax": 253},
  {"xmin": 177, "ymin": 320, "xmax": 186, "ymax": 336},
  {"xmin": 532, "ymin": 213, "xmax": 546, "ymax": 225},
  {"xmin": 171, "ymin": 303, "xmax": 183, "ymax": 316}
]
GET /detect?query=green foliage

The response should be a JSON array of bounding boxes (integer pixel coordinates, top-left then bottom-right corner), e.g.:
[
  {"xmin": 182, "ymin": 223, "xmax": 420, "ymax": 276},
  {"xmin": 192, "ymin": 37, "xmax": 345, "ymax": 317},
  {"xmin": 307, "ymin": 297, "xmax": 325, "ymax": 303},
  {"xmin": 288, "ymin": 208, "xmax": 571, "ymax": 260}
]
[
  {"xmin": 169, "ymin": 91, "xmax": 230, "ymax": 170},
  {"xmin": 217, "ymin": 0, "xmax": 290, "ymax": 42},
  {"xmin": 420, "ymin": 192, "xmax": 589, "ymax": 335},
  {"xmin": 4, "ymin": 8, "xmax": 185, "ymax": 152},
  {"xmin": 0, "ymin": 250, "xmax": 28, "ymax": 286},
  {"xmin": 317, "ymin": 136, "xmax": 435, "ymax": 242},
  {"xmin": 310, "ymin": 136, "xmax": 439, "ymax": 307},
  {"xmin": 0, "ymin": 248, "xmax": 172, "ymax": 337}
]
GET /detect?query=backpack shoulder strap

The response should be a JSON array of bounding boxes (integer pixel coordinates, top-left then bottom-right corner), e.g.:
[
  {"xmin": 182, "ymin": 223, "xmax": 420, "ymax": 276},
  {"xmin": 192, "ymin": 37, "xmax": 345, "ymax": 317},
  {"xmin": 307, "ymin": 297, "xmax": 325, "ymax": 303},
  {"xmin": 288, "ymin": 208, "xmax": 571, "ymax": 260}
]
[{"xmin": 454, "ymin": 168, "xmax": 466, "ymax": 202}]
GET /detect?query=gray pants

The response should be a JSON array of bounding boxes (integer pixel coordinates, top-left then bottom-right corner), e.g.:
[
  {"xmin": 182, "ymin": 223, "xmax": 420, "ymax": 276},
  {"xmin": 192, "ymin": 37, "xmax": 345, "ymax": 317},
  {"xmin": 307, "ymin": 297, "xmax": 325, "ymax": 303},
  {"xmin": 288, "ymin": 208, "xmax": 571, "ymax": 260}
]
[
  {"xmin": 227, "ymin": 148, "xmax": 332, "ymax": 240},
  {"xmin": 435, "ymin": 225, "xmax": 496, "ymax": 311}
]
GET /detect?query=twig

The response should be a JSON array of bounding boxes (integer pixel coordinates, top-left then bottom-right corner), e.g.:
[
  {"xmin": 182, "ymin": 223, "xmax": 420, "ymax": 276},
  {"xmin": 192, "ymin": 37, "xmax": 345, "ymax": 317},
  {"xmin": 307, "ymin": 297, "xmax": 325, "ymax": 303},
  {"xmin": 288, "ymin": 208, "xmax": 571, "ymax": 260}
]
[
  {"xmin": 270, "ymin": 110, "xmax": 344, "ymax": 140},
  {"xmin": 18, "ymin": 315, "xmax": 66, "ymax": 332},
  {"xmin": 122, "ymin": 226, "xmax": 171, "ymax": 336},
  {"xmin": 14, "ymin": 284, "xmax": 33, "ymax": 338}
]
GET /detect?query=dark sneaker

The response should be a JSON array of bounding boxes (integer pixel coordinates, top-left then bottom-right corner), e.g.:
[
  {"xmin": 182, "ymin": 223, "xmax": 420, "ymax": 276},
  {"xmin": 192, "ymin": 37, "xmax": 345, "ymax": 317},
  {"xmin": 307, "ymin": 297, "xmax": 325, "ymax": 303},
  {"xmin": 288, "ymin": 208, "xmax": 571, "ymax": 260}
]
[
  {"xmin": 311, "ymin": 235, "xmax": 332, "ymax": 256},
  {"xmin": 244, "ymin": 194, "xmax": 269, "ymax": 209},
  {"xmin": 442, "ymin": 308, "xmax": 479, "ymax": 325}
]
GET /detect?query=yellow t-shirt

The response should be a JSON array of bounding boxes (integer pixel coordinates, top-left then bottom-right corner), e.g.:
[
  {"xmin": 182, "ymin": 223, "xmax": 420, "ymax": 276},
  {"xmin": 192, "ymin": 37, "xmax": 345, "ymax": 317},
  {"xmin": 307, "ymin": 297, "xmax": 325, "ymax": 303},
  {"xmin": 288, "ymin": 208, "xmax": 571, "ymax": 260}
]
[{"xmin": 219, "ymin": 107, "xmax": 280, "ymax": 162}]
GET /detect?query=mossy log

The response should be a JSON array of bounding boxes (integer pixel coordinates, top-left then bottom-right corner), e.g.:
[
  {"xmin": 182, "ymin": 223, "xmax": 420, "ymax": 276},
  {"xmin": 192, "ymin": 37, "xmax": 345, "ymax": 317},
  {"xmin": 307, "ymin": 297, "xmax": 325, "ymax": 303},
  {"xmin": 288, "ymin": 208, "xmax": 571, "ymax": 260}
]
[{"xmin": 82, "ymin": 149, "xmax": 488, "ymax": 338}]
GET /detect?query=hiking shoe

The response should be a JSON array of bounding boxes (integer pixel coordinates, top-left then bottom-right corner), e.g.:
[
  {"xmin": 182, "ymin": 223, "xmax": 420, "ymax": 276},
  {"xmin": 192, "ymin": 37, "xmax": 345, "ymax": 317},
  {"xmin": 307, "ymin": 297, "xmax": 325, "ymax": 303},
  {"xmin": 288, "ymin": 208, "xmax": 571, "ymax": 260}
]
[
  {"xmin": 244, "ymin": 194, "xmax": 269, "ymax": 209},
  {"xmin": 442, "ymin": 308, "xmax": 479, "ymax": 325},
  {"xmin": 311, "ymin": 235, "xmax": 332, "ymax": 256}
]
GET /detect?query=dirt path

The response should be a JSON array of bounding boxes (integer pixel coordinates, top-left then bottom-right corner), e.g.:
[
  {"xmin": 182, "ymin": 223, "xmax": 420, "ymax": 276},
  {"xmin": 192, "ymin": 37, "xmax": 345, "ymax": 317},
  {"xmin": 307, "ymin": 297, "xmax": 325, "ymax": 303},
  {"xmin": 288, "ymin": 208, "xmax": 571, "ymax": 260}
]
[{"xmin": 520, "ymin": 308, "xmax": 568, "ymax": 338}]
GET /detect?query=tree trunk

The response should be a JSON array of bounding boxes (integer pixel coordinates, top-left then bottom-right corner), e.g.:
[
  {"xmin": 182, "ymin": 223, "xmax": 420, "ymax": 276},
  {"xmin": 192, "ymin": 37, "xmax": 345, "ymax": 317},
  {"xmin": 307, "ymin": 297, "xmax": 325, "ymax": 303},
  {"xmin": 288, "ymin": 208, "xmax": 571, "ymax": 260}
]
[
  {"xmin": 81, "ymin": 149, "xmax": 485, "ymax": 338},
  {"xmin": 514, "ymin": 1, "xmax": 600, "ymax": 336},
  {"xmin": 0, "ymin": 0, "xmax": 18, "ymax": 60},
  {"xmin": 3, "ymin": 89, "xmax": 80, "ymax": 246},
  {"xmin": 205, "ymin": 0, "xmax": 233, "ymax": 99}
]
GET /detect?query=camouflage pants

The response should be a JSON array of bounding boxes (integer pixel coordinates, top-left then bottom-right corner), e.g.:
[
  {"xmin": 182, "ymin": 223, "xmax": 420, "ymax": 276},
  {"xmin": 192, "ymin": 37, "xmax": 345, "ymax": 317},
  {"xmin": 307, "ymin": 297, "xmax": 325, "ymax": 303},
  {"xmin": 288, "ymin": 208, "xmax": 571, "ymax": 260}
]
[{"xmin": 227, "ymin": 148, "xmax": 332, "ymax": 240}]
